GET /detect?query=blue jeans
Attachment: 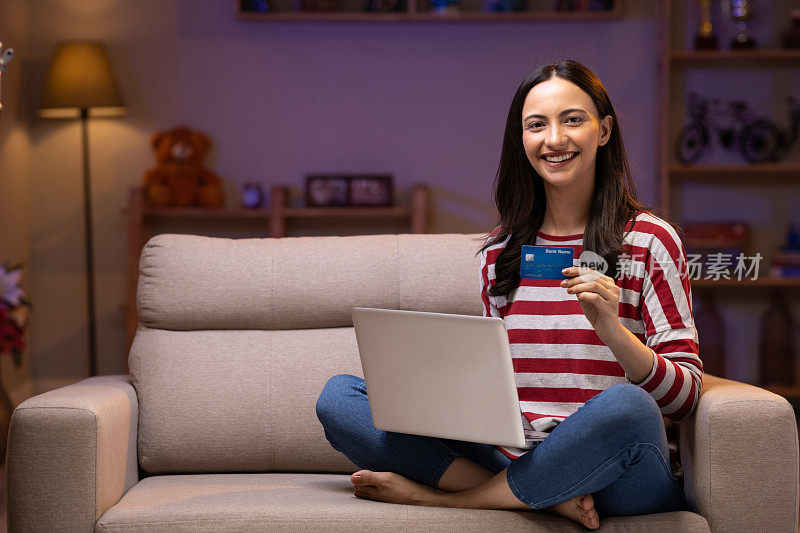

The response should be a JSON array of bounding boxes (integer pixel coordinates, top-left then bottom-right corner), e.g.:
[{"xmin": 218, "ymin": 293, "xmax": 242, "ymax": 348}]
[{"xmin": 315, "ymin": 373, "xmax": 688, "ymax": 517}]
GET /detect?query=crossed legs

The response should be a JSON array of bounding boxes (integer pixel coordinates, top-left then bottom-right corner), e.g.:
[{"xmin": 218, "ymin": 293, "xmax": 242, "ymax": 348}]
[
  {"xmin": 351, "ymin": 457, "xmax": 599, "ymax": 529},
  {"xmin": 316, "ymin": 374, "xmax": 684, "ymax": 530}
]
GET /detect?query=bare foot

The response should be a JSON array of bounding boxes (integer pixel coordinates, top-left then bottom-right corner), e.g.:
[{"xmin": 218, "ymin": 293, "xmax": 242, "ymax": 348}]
[
  {"xmin": 545, "ymin": 493, "xmax": 600, "ymax": 530},
  {"xmin": 350, "ymin": 468, "xmax": 599, "ymax": 531},
  {"xmin": 350, "ymin": 470, "xmax": 445, "ymax": 506}
]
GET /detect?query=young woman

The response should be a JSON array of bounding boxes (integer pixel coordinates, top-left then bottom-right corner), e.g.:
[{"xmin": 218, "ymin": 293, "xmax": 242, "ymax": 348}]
[{"xmin": 316, "ymin": 59, "xmax": 702, "ymax": 530}]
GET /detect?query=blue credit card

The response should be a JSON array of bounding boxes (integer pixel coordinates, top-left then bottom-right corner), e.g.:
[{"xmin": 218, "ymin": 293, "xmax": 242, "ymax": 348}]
[{"xmin": 521, "ymin": 245, "xmax": 575, "ymax": 280}]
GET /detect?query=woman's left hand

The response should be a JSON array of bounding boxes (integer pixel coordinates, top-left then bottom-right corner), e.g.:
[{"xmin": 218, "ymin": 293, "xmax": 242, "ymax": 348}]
[{"xmin": 560, "ymin": 266, "xmax": 620, "ymax": 333}]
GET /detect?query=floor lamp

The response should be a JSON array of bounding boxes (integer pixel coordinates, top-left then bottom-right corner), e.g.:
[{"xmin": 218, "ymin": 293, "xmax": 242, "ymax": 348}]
[{"xmin": 39, "ymin": 42, "xmax": 127, "ymax": 377}]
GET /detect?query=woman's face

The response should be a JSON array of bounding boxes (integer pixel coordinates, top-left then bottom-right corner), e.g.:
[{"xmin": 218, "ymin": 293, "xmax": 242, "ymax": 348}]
[{"xmin": 521, "ymin": 77, "xmax": 613, "ymax": 190}]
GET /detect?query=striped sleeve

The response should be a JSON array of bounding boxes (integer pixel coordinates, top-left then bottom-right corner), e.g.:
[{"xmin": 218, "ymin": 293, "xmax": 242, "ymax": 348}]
[
  {"xmin": 479, "ymin": 236, "xmax": 502, "ymax": 319},
  {"xmin": 633, "ymin": 228, "xmax": 703, "ymax": 424}
]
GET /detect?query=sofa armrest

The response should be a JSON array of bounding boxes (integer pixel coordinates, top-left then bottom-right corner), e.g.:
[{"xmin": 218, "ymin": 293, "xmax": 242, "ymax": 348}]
[
  {"xmin": 679, "ymin": 374, "xmax": 799, "ymax": 533},
  {"xmin": 6, "ymin": 374, "xmax": 139, "ymax": 532}
]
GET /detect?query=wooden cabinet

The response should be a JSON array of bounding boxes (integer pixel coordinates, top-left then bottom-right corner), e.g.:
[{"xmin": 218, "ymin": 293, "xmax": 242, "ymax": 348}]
[
  {"xmin": 124, "ymin": 183, "xmax": 430, "ymax": 369},
  {"xmin": 236, "ymin": 0, "xmax": 621, "ymax": 21}
]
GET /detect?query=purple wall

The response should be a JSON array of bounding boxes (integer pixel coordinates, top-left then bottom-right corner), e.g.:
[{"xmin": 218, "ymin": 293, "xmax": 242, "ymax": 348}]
[
  {"xmin": 140, "ymin": 1, "xmax": 663, "ymax": 222},
  {"xmin": 6, "ymin": 0, "xmax": 797, "ymax": 382}
]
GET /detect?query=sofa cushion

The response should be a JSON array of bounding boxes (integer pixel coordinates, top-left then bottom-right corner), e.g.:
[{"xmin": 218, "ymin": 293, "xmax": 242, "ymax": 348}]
[
  {"xmin": 136, "ymin": 233, "xmax": 487, "ymax": 331},
  {"xmin": 95, "ymin": 473, "xmax": 711, "ymax": 532},
  {"xmin": 130, "ymin": 325, "xmax": 369, "ymax": 474}
]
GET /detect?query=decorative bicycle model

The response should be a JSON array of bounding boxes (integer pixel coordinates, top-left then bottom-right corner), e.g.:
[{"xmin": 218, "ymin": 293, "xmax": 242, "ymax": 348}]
[{"xmin": 675, "ymin": 91, "xmax": 800, "ymax": 164}]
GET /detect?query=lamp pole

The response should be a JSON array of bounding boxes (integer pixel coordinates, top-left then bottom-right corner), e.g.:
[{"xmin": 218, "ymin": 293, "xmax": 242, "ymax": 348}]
[{"xmin": 80, "ymin": 108, "xmax": 97, "ymax": 377}]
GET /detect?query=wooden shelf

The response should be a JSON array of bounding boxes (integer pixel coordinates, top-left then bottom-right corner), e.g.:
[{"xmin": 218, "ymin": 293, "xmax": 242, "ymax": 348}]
[
  {"xmin": 283, "ymin": 206, "xmax": 411, "ymax": 217},
  {"xmin": 144, "ymin": 206, "xmax": 272, "ymax": 218},
  {"xmin": 669, "ymin": 49, "xmax": 800, "ymax": 65},
  {"xmin": 267, "ymin": 184, "xmax": 429, "ymax": 236},
  {"xmin": 239, "ymin": 11, "xmax": 409, "ymax": 21},
  {"xmin": 236, "ymin": 0, "xmax": 622, "ymax": 21},
  {"xmin": 141, "ymin": 204, "xmax": 414, "ymax": 219},
  {"xmin": 668, "ymin": 163, "xmax": 800, "ymax": 179},
  {"xmin": 691, "ymin": 277, "xmax": 800, "ymax": 289},
  {"xmin": 237, "ymin": 9, "xmax": 621, "ymax": 21}
]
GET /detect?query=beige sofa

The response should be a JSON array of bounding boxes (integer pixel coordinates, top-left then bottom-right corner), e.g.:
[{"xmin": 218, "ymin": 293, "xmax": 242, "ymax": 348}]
[{"xmin": 7, "ymin": 232, "xmax": 800, "ymax": 532}]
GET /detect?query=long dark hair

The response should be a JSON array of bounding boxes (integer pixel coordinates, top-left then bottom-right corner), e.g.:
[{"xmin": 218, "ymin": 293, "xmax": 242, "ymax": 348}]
[{"xmin": 478, "ymin": 59, "xmax": 678, "ymax": 299}]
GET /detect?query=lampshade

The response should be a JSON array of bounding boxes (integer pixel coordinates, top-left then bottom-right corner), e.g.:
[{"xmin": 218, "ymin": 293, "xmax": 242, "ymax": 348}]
[{"xmin": 39, "ymin": 42, "xmax": 127, "ymax": 118}]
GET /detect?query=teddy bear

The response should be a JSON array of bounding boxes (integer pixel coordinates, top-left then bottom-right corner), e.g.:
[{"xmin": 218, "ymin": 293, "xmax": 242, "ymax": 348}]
[{"xmin": 143, "ymin": 126, "xmax": 225, "ymax": 208}]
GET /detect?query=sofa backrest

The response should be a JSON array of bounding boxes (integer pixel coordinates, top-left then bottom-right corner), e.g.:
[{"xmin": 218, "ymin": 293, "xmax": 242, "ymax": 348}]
[{"xmin": 129, "ymin": 232, "xmax": 490, "ymax": 474}]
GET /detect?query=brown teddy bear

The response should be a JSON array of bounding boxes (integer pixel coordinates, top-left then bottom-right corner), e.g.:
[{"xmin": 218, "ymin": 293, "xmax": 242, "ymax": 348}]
[{"xmin": 143, "ymin": 126, "xmax": 225, "ymax": 207}]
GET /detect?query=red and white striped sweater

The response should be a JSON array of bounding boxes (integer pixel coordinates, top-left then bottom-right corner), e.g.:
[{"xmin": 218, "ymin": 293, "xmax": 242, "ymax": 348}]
[{"xmin": 479, "ymin": 210, "xmax": 703, "ymax": 461}]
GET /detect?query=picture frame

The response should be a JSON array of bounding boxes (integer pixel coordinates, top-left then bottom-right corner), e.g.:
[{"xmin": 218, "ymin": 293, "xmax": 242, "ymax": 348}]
[
  {"xmin": 304, "ymin": 174, "xmax": 393, "ymax": 207},
  {"xmin": 305, "ymin": 175, "xmax": 350, "ymax": 207},
  {"xmin": 348, "ymin": 174, "xmax": 393, "ymax": 206}
]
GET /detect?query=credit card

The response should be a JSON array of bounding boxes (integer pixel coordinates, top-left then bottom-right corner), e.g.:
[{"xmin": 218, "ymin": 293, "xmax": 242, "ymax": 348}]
[{"xmin": 521, "ymin": 245, "xmax": 574, "ymax": 280}]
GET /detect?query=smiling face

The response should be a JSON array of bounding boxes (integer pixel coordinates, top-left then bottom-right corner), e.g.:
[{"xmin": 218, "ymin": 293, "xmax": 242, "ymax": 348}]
[{"xmin": 521, "ymin": 76, "xmax": 613, "ymax": 191}]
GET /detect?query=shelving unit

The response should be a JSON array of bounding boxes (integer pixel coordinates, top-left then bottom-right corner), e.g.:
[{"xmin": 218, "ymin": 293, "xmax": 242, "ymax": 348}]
[
  {"xmin": 669, "ymin": 48, "xmax": 800, "ymax": 64},
  {"xmin": 691, "ymin": 277, "xmax": 800, "ymax": 289},
  {"xmin": 668, "ymin": 163, "xmax": 800, "ymax": 180},
  {"xmin": 123, "ymin": 184, "xmax": 430, "ymax": 368},
  {"xmin": 235, "ymin": 0, "xmax": 621, "ymax": 22},
  {"xmin": 267, "ymin": 184, "xmax": 429, "ymax": 238},
  {"xmin": 656, "ymin": 1, "xmax": 800, "ymax": 398},
  {"xmin": 657, "ymin": 2, "xmax": 800, "ymax": 219}
]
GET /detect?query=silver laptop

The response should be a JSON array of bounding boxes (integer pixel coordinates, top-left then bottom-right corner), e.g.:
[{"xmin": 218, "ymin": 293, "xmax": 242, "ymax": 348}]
[{"xmin": 351, "ymin": 307, "xmax": 548, "ymax": 449}]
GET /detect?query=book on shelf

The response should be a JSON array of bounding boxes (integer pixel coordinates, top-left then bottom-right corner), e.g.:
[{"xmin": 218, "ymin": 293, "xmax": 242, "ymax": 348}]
[
  {"xmin": 682, "ymin": 222, "xmax": 748, "ymax": 278},
  {"xmin": 682, "ymin": 221, "xmax": 747, "ymax": 247},
  {"xmin": 770, "ymin": 224, "xmax": 800, "ymax": 279}
]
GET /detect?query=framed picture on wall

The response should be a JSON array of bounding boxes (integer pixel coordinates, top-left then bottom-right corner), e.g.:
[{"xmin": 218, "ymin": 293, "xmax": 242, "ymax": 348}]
[
  {"xmin": 305, "ymin": 175, "xmax": 350, "ymax": 207},
  {"xmin": 349, "ymin": 175, "xmax": 392, "ymax": 206},
  {"xmin": 304, "ymin": 174, "xmax": 393, "ymax": 207}
]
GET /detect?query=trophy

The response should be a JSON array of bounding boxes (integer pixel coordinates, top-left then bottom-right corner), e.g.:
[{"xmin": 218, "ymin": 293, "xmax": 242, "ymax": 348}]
[
  {"xmin": 729, "ymin": 0, "xmax": 756, "ymax": 49},
  {"xmin": 694, "ymin": 0, "xmax": 719, "ymax": 50}
]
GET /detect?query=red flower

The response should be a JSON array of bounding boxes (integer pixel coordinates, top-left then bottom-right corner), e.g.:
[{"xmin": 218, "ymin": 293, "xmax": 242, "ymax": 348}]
[{"xmin": 0, "ymin": 310, "xmax": 25, "ymax": 355}]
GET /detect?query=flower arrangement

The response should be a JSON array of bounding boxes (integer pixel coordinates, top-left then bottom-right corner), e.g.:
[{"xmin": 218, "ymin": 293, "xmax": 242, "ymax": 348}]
[{"xmin": 0, "ymin": 261, "xmax": 29, "ymax": 367}]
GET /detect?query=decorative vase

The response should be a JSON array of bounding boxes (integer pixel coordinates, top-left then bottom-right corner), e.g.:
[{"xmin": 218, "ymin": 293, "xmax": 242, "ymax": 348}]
[{"xmin": 242, "ymin": 183, "xmax": 265, "ymax": 209}]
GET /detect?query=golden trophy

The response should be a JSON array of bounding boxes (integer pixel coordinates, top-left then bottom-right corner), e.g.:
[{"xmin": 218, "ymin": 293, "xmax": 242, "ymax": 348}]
[
  {"xmin": 729, "ymin": 0, "xmax": 756, "ymax": 49},
  {"xmin": 695, "ymin": 0, "xmax": 719, "ymax": 50}
]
